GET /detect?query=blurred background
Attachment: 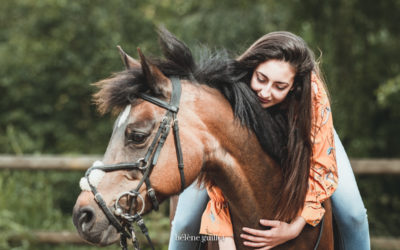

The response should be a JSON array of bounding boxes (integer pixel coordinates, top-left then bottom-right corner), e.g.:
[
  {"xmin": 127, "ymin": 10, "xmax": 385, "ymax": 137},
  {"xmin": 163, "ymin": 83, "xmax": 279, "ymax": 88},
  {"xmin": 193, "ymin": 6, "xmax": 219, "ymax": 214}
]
[{"xmin": 1, "ymin": 0, "xmax": 399, "ymax": 249}]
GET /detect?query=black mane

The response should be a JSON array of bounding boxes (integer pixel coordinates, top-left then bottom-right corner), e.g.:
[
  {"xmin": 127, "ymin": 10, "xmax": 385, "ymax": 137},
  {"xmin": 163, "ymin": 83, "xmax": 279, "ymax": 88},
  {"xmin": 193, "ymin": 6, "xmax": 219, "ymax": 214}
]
[{"xmin": 94, "ymin": 28, "xmax": 287, "ymax": 161}]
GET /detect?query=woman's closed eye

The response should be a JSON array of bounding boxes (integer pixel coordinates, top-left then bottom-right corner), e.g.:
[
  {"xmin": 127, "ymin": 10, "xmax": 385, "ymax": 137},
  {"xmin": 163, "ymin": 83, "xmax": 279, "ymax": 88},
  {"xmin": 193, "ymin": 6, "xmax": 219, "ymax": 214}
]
[
  {"xmin": 257, "ymin": 76, "xmax": 266, "ymax": 83},
  {"xmin": 275, "ymin": 82, "xmax": 289, "ymax": 90},
  {"xmin": 256, "ymin": 72, "xmax": 267, "ymax": 83},
  {"xmin": 276, "ymin": 85, "xmax": 287, "ymax": 90}
]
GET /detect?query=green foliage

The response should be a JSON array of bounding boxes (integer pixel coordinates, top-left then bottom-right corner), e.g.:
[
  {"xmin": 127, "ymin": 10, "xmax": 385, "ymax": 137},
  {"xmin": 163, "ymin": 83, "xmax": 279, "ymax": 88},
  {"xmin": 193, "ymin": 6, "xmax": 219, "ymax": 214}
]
[
  {"xmin": 377, "ymin": 75, "xmax": 400, "ymax": 110},
  {"xmin": 0, "ymin": 170, "xmax": 81, "ymax": 249},
  {"xmin": 0, "ymin": 0, "xmax": 158, "ymax": 154},
  {"xmin": 376, "ymin": 74, "xmax": 400, "ymax": 156},
  {"xmin": 358, "ymin": 175, "xmax": 400, "ymax": 237},
  {"xmin": 0, "ymin": 0, "xmax": 399, "ymax": 248},
  {"xmin": 0, "ymin": 170, "xmax": 169, "ymax": 249},
  {"xmin": 286, "ymin": 0, "xmax": 400, "ymax": 157},
  {"xmin": 1, "ymin": 0, "xmax": 399, "ymax": 157}
]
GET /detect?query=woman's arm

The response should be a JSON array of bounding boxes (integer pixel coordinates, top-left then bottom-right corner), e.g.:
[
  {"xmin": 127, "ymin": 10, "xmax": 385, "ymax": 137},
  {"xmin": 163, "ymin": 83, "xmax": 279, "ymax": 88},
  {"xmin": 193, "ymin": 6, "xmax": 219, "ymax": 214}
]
[
  {"xmin": 200, "ymin": 186, "xmax": 236, "ymax": 249},
  {"xmin": 300, "ymin": 73, "xmax": 338, "ymax": 226},
  {"xmin": 241, "ymin": 216, "xmax": 306, "ymax": 249}
]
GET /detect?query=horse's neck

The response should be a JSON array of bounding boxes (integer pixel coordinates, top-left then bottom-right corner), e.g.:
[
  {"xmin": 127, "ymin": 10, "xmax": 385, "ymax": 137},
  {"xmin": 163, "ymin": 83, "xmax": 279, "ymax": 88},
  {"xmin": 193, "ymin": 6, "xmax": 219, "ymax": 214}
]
[
  {"xmin": 194, "ymin": 84, "xmax": 282, "ymax": 227},
  {"xmin": 206, "ymin": 126, "xmax": 282, "ymax": 227}
]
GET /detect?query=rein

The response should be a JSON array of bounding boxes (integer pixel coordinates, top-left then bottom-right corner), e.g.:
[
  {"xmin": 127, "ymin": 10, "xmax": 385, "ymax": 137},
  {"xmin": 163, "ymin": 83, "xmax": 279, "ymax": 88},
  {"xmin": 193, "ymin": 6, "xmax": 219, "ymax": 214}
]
[{"xmin": 84, "ymin": 77, "xmax": 185, "ymax": 250}]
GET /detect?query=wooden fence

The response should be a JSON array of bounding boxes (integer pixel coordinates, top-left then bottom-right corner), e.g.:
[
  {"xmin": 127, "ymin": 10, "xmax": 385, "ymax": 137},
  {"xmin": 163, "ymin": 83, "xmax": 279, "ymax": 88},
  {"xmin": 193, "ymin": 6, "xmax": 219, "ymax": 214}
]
[{"xmin": 1, "ymin": 155, "xmax": 400, "ymax": 249}]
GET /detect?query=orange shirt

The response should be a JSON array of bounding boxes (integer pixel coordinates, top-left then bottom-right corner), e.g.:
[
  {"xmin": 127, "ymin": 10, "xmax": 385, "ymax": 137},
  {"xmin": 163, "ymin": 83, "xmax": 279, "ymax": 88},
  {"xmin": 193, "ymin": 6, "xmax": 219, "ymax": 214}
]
[{"xmin": 200, "ymin": 73, "xmax": 338, "ymax": 236}]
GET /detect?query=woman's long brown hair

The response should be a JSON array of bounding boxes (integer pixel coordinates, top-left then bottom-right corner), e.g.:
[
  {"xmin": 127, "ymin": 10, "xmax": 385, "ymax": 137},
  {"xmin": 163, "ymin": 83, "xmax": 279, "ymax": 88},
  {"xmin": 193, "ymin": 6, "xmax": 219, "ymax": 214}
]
[{"xmin": 236, "ymin": 31, "xmax": 318, "ymax": 222}]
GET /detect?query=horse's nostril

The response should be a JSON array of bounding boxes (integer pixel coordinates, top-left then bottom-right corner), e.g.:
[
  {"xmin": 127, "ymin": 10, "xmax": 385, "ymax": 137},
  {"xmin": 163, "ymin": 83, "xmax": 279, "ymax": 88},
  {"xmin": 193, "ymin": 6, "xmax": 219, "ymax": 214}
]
[{"xmin": 78, "ymin": 206, "xmax": 96, "ymax": 233}]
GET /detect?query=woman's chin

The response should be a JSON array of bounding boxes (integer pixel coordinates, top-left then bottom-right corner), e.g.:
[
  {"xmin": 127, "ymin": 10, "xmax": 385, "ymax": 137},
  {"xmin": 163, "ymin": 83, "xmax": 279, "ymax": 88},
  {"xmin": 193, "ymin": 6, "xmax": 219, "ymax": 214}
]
[{"xmin": 261, "ymin": 102, "xmax": 274, "ymax": 108}]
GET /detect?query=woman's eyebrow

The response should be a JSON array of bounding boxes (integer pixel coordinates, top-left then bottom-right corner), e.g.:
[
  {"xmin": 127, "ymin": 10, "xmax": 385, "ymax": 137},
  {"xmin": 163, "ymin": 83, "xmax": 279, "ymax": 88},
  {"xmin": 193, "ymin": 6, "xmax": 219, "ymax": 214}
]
[
  {"xmin": 257, "ymin": 71, "xmax": 289, "ymax": 85},
  {"xmin": 256, "ymin": 71, "xmax": 267, "ymax": 78}
]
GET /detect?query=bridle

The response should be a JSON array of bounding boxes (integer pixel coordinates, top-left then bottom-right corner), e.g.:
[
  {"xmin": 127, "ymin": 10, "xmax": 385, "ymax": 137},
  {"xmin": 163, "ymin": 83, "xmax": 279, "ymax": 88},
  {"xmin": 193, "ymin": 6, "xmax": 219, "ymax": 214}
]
[{"xmin": 84, "ymin": 77, "xmax": 185, "ymax": 250}]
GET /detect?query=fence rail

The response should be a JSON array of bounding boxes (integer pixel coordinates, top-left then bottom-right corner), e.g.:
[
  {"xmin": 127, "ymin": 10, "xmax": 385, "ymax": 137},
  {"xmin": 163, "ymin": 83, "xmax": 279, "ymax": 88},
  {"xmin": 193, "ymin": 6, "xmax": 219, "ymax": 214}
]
[
  {"xmin": 0, "ymin": 155, "xmax": 100, "ymax": 171},
  {"xmin": 0, "ymin": 155, "xmax": 400, "ymax": 174}
]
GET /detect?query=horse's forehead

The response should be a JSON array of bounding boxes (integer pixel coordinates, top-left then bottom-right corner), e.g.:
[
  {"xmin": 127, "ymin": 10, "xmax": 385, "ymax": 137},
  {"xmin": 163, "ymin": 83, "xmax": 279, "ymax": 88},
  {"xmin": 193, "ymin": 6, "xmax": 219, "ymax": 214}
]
[
  {"xmin": 115, "ymin": 102, "xmax": 159, "ymax": 127},
  {"xmin": 130, "ymin": 101, "xmax": 163, "ymax": 121}
]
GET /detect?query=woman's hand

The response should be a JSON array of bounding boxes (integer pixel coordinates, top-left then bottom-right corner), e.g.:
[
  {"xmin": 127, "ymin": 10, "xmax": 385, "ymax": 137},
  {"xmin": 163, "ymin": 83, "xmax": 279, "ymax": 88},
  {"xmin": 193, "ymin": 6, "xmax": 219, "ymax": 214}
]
[{"xmin": 240, "ymin": 216, "xmax": 306, "ymax": 249}]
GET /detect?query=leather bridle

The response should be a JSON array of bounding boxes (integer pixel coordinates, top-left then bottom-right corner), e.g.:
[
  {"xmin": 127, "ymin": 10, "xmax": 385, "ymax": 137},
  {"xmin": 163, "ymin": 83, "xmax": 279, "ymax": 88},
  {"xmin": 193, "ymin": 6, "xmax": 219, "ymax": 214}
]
[{"xmin": 84, "ymin": 77, "xmax": 185, "ymax": 250}]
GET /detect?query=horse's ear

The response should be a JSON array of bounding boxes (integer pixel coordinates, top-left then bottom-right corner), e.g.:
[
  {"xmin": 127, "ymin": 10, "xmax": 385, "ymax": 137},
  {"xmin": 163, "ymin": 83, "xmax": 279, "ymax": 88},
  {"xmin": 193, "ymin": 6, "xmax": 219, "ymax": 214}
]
[
  {"xmin": 137, "ymin": 47, "xmax": 171, "ymax": 98},
  {"xmin": 117, "ymin": 45, "xmax": 140, "ymax": 69}
]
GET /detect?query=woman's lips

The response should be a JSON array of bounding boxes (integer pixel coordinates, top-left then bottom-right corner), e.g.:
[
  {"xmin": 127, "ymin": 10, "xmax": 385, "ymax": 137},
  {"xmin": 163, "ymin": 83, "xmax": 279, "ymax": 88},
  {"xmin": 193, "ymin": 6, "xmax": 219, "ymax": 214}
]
[{"xmin": 258, "ymin": 96, "xmax": 271, "ymax": 104}]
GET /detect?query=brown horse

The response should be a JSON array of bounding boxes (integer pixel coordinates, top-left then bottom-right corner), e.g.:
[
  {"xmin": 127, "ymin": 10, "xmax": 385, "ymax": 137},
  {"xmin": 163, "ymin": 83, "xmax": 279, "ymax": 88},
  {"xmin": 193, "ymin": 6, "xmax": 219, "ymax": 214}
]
[{"xmin": 72, "ymin": 29, "xmax": 333, "ymax": 249}]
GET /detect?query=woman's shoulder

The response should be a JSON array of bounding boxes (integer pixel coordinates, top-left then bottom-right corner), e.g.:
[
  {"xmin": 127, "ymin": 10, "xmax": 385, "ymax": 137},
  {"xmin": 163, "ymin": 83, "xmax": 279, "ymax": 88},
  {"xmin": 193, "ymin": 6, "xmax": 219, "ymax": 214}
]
[{"xmin": 311, "ymin": 72, "xmax": 329, "ymax": 103}]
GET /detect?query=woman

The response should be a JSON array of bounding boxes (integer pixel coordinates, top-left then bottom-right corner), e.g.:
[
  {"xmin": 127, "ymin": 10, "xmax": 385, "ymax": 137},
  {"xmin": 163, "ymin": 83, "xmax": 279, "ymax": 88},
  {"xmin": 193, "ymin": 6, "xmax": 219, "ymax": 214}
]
[{"xmin": 169, "ymin": 31, "xmax": 370, "ymax": 250}]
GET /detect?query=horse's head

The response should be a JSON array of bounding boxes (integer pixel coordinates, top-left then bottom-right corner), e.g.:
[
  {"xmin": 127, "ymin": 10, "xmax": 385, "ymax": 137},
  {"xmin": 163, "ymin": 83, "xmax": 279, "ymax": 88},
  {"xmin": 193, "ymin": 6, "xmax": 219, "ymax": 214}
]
[{"xmin": 72, "ymin": 36, "xmax": 210, "ymax": 246}]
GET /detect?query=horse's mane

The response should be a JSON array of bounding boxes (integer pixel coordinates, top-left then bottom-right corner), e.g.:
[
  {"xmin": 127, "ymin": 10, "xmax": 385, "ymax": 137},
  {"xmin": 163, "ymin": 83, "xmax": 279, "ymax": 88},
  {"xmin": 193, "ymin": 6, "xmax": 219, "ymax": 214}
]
[{"xmin": 94, "ymin": 28, "xmax": 287, "ymax": 162}]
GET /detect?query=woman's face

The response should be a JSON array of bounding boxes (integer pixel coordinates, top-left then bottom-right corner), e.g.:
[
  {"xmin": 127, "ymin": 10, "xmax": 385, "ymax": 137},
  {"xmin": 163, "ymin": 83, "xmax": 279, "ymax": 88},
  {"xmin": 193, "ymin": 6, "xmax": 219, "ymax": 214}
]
[{"xmin": 250, "ymin": 59, "xmax": 296, "ymax": 108}]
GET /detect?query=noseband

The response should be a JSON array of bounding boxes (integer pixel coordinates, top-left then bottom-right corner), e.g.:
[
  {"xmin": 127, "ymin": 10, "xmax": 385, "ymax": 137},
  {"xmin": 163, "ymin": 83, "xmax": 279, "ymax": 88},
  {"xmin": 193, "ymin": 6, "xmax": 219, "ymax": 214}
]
[{"xmin": 84, "ymin": 77, "xmax": 185, "ymax": 250}]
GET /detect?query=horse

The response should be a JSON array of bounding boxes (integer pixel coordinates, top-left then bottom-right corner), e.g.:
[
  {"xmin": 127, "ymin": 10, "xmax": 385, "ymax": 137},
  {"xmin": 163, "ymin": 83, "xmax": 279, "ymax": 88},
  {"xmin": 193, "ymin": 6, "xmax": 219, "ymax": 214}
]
[{"xmin": 72, "ymin": 28, "xmax": 334, "ymax": 250}]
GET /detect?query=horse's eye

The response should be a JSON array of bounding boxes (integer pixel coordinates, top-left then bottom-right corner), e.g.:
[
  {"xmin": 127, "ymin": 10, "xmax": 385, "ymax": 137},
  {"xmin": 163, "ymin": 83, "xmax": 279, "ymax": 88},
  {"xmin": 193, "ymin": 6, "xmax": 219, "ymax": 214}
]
[{"xmin": 127, "ymin": 132, "xmax": 148, "ymax": 144}]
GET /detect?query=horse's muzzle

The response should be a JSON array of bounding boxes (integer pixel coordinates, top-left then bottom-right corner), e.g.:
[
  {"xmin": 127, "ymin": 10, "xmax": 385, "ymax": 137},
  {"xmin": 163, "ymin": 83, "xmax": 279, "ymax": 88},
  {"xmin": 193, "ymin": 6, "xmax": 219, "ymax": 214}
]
[{"xmin": 73, "ymin": 202, "xmax": 119, "ymax": 246}]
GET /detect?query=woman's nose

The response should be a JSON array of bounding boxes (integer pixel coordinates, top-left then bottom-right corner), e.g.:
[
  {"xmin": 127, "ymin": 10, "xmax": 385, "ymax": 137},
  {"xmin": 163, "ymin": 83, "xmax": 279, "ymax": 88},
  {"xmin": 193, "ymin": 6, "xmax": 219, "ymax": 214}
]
[{"xmin": 259, "ymin": 85, "xmax": 271, "ymax": 99}]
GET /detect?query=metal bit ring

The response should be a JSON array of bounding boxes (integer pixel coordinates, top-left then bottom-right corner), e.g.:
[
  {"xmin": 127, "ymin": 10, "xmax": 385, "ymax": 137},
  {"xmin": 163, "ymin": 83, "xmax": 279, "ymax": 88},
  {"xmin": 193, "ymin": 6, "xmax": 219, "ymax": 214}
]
[{"xmin": 115, "ymin": 191, "xmax": 145, "ymax": 216}]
